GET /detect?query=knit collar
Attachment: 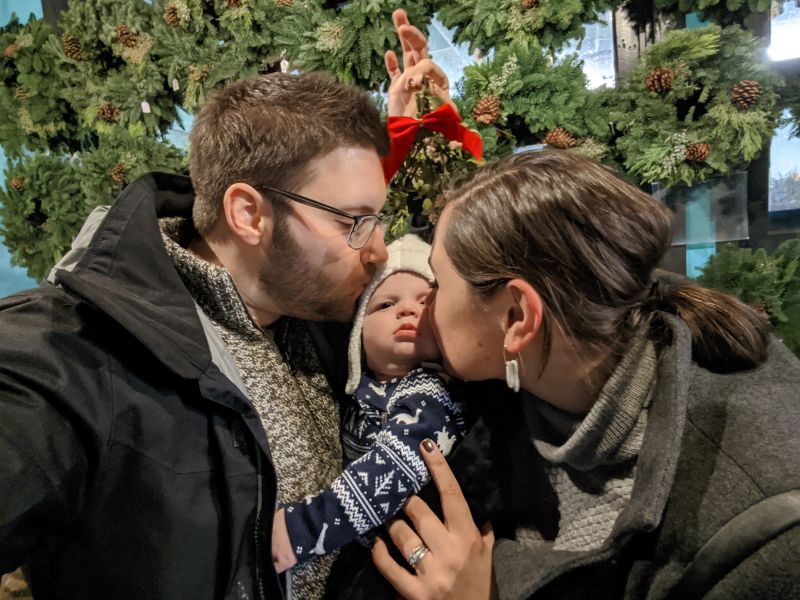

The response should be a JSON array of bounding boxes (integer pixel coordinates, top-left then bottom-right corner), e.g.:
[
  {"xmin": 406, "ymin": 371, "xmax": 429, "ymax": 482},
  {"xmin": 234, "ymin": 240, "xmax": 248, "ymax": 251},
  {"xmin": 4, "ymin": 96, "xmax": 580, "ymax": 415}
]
[
  {"xmin": 159, "ymin": 217, "xmax": 263, "ymax": 341},
  {"xmin": 524, "ymin": 323, "xmax": 658, "ymax": 471}
]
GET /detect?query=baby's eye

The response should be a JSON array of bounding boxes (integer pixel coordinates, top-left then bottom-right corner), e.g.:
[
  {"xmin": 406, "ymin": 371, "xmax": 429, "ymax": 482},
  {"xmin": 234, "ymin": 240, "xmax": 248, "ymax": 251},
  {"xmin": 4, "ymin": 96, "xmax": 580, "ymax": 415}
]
[
  {"xmin": 430, "ymin": 280, "xmax": 439, "ymax": 289},
  {"xmin": 378, "ymin": 301, "xmax": 394, "ymax": 310}
]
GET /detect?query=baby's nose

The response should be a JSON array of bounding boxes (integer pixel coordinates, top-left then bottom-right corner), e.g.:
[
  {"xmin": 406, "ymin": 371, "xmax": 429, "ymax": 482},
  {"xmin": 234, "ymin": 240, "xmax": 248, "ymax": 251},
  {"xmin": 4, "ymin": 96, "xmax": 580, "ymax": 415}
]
[{"xmin": 397, "ymin": 302, "xmax": 419, "ymax": 317}]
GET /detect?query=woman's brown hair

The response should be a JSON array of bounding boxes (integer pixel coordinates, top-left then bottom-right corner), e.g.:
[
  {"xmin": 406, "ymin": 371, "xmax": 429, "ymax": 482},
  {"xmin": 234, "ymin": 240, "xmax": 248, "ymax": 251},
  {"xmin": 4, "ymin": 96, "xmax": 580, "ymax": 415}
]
[{"xmin": 443, "ymin": 150, "xmax": 769, "ymax": 373}]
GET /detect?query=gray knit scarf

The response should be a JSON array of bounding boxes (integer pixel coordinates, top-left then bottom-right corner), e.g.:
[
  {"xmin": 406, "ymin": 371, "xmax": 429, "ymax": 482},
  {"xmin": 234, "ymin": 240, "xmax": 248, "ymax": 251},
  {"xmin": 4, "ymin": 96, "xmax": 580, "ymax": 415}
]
[
  {"xmin": 520, "ymin": 324, "xmax": 658, "ymax": 551},
  {"xmin": 161, "ymin": 218, "xmax": 343, "ymax": 599}
]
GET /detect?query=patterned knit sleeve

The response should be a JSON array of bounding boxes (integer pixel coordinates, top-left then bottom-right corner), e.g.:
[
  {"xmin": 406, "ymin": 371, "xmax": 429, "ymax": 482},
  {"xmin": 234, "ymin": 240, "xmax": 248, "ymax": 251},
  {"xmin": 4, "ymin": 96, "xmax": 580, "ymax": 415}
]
[{"xmin": 282, "ymin": 369, "xmax": 463, "ymax": 565}]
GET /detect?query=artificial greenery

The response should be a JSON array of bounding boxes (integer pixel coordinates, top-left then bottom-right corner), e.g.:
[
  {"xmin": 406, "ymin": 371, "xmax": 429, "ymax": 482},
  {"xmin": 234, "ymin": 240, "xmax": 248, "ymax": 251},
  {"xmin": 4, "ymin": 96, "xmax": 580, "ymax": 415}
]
[
  {"xmin": 698, "ymin": 239, "xmax": 800, "ymax": 357},
  {"xmin": 0, "ymin": 15, "xmax": 80, "ymax": 158},
  {"xmin": 598, "ymin": 25, "xmax": 783, "ymax": 187},
  {"xmin": 272, "ymin": 0, "xmax": 435, "ymax": 90},
  {"xmin": 0, "ymin": 131, "xmax": 185, "ymax": 281},
  {"xmin": 433, "ymin": 0, "xmax": 622, "ymax": 54},
  {"xmin": 152, "ymin": 0, "xmax": 281, "ymax": 112},
  {"xmin": 51, "ymin": 0, "xmax": 180, "ymax": 138},
  {"xmin": 460, "ymin": 39, "xmax": 604, "ymax": 155}
]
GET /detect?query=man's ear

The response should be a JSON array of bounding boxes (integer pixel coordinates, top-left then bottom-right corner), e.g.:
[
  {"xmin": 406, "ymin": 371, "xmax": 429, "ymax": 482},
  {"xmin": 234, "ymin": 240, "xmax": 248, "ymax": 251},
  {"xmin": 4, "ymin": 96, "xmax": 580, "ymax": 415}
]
[
  {"xmin": 502, "ymin": 278, "xmax": 544, "ymax": 355},
  {"xmin": 223, "ymin": 183, "xmax": 273, "ymax": 247}
]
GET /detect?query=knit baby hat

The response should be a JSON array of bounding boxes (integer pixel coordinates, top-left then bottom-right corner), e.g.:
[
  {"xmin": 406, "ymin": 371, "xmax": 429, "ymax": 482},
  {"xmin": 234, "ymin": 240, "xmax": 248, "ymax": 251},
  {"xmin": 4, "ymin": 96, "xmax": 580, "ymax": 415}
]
[{"xmin": 345, "ymin": 234, "xmax": 434, "ymax": 394}]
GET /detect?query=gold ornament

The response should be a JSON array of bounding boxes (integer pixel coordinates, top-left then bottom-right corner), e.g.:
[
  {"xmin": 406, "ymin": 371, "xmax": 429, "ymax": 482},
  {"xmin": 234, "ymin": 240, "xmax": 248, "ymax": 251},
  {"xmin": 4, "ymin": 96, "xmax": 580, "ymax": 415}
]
[
  {"xmin": 685, "ymin": 142, "xmax": 711, "ymax": 163},
  {"xmin": 62, "ymin": 32, "xmax": 82, "ymax": 60},
  {"xmin": 472, "ymin": 95, "xmax": 501, "ymax": 125},
  {"xmin": 730, "ymin": 80, "xmax": 762, "ymax": 110},
  {"xmin": 544, "ymin": 127, "xmax": 578, "ymax": 149},
  {"xmin": 10, "ymin": 176, "xmax": 25, "ymax": 190},
  {"xmin": 645, "ymin": 67, "xmax": 675, "ymax": 94},
  {"xmin": 97, "ymin": 101, "xmax": 121, "ymax": 123}
]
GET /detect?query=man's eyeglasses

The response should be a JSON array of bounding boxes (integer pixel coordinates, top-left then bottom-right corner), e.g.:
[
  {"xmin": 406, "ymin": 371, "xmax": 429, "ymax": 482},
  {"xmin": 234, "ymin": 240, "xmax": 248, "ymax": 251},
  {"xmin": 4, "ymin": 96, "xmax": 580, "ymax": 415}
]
[{"xmin": 258, "ymin": 185, "xmax": 383, "ymax": 250}]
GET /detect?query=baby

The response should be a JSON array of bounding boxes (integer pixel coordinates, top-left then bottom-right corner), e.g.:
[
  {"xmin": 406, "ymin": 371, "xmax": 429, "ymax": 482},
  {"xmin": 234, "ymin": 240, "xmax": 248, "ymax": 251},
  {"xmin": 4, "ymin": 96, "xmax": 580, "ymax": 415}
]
[{"xmin": 271, "ymin": 234, "xmax": 464, "ymax": 571}]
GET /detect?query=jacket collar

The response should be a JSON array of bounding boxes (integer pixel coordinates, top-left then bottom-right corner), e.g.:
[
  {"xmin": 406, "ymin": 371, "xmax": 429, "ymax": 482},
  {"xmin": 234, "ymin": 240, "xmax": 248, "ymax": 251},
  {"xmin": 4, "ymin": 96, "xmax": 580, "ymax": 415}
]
[
  {"xmin": 52, "ymin": 173, "xmax": 212, "ymax": 380},
  {"xmin": 491, "ymin": 313, "xmax": 692, "ymax": 598}
]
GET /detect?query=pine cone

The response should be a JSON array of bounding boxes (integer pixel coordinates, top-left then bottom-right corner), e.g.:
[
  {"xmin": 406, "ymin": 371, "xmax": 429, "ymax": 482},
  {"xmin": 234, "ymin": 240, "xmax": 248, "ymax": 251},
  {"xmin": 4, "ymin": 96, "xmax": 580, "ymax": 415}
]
[
  {"xmin": 3, "ymin": 43, "xmax": 17, "ymax": 58},
  {"xmin": 62, "ymin": 32, "xmax": 82, "ymax": 60},
  {"xmin": 685, "ymin": 142, "xmax": 711, "ymax": 163},
  {"xmin": 97, "ymin": 101, "xmax": 121, "ymax": 123},
  {"xmin": 276, "ymin": 0, "xmax": 293, "ymax": 6},
  {"xmin": 472, "ymin": 95, "xmax": 501, "ymax": 125},
  {"xmin": 521, "ymin": 0, "xmax": 539, "ymax": 10},
  {"xmin": 645, "ymin": 67, "xmax": 674, "ymax": 94},
  {"xmin": 14, "ymin": 86, "xmax": 27, "ymax": 101},
  {"xmin": 164, "ymin": 5, "xmax": 181, "ymax": 26},
  {"xmin": 10, "ymin": 176, "xmax": 25, "ymax": 191},
  {"xmin": 188, "ymin": 64, "xmax": 210, "ymax": 83},
  {"xmin": 116, "ymin": 24, "xmax": 139, "ymax": 48},
  {"xmin": 730, "ymin": 80, "xmax": 762, "ymax": 110},
  {"xmin": 110, "ymin": 163, "xmax": 127, "ymax": 184},
  {"xmin": 544, "ymin": 127, "xmax": 577, "ymax": 149}
]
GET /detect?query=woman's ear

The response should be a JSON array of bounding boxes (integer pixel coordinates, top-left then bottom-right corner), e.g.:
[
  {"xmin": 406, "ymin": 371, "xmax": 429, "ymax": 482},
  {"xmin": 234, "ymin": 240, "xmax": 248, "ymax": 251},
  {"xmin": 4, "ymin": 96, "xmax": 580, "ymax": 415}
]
[
  {"xmin": 502, "ymin": 278, "xmax": 544, "ymax": 354},
  {"xmin": 223, "ymin": 183, "xmax": 273, "ymax": 247}
]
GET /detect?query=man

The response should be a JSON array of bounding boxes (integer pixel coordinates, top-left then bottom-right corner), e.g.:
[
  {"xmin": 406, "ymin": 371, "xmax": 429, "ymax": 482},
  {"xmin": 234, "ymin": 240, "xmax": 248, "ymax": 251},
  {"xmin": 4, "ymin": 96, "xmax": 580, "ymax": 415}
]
[{"xmin": 0, "ymin": 69, "xmax": 386, "ymax": 599}]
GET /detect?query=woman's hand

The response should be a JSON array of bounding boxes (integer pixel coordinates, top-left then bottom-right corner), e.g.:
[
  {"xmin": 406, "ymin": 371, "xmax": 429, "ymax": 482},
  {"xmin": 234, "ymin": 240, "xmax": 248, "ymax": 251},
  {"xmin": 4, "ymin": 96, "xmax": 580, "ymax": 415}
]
[
  {"xmin": 271, "ymin": 508, "xmax": 297, "ymax": 574},
  {"xmin": 385, "ymin": 9, "xmax": 454, "ymax": 117},
  {"xmin": 372, "ymin": 439, "xmax": 495, "ymax": 599}
]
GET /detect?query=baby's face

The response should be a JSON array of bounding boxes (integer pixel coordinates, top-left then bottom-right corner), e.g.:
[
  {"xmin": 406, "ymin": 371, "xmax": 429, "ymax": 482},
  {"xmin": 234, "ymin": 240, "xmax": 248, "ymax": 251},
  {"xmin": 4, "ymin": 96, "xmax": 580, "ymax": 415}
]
[{"xmin": 362, "ymin": 271, "xmax": 441, "ymax": 379}]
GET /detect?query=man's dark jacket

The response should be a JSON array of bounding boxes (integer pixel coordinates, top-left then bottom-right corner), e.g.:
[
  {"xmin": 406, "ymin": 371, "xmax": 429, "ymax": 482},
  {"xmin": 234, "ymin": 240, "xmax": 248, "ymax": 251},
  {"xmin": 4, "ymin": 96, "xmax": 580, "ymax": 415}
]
[{"xmin": 0, "ymin": 174, "xmax": 341, "ymax": 599}]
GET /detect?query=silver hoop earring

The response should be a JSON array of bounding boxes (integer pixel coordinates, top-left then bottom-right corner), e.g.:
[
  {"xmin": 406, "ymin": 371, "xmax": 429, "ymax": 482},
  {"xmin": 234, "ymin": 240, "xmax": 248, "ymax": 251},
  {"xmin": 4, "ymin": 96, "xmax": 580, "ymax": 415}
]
[{"xmin": 503, "ymin": 345, "xmax": 520, "ymax": 393}]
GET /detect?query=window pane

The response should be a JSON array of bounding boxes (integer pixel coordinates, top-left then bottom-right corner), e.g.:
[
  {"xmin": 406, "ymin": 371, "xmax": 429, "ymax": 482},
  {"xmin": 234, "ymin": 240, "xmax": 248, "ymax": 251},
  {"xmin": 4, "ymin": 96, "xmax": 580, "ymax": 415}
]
[
  {"xmin": 769, "ymin": 1, "xmax": 800, "ymax": 61},
  {"xmin": 559, "ymin": 11, "xmax": 616, "ymax": 89},
  {"xmin": 769, "ymin": 110, "xmax": 800, "ymax": 213}
]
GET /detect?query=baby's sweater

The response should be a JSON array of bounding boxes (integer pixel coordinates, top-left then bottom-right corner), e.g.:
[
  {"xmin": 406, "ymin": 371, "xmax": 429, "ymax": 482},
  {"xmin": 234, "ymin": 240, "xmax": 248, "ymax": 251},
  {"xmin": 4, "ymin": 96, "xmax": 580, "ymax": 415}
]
[{"xmin": 283, "ymin": 367, "xmax": 464, "ymax": 563}]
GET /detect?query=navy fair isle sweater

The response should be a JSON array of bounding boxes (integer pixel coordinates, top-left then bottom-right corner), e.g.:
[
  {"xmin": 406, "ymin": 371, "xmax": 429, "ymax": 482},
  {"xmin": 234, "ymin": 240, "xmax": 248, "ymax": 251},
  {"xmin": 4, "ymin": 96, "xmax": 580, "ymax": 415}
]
[{"xmin": 283, "ymin": 367, "xmax": 465, "ymax": 563}]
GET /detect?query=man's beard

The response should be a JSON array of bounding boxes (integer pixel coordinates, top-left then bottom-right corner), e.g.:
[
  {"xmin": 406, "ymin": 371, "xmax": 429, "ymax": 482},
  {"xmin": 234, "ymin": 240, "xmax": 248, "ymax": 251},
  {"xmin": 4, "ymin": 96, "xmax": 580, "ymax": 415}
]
[{"xmin": 258, "ymin": 219, "xmax": 361, "ymax": 322}]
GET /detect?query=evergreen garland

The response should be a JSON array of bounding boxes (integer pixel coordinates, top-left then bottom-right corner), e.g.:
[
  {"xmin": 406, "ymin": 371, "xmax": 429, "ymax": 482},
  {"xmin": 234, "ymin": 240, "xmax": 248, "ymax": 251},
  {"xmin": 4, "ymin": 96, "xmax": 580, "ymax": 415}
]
[
  {"xmin": 0, "ymin": 16, "xmax": 79, "ymax": 158},
  {"xmin": 698, "ymin": 239, "xmax": 800, "ymax": 357},
  {"xmin": 433, "ymin": 0, "xmax": 623, "ymax": 54},
  {"xmin": 0, "ymin": 132, "xmax": 186, "ymax": 281},
  {"xmin": 272, "ymin": 0, "xmax": 435, "ymax": 90},
  {"xmin": 460, "ymin": 40, "xmax": 605, "ymax": 157},
  {"xmin": 598, "ymin": 25, "xmax": 782, "ymax": 187}
]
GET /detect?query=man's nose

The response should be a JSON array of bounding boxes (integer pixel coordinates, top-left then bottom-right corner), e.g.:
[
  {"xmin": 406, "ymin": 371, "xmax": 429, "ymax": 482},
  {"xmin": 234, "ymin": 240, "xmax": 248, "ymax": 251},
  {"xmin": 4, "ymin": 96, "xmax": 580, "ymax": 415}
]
[{"xmin": 360, "ymin": 229, "xmax": 388, "ymax": 266}]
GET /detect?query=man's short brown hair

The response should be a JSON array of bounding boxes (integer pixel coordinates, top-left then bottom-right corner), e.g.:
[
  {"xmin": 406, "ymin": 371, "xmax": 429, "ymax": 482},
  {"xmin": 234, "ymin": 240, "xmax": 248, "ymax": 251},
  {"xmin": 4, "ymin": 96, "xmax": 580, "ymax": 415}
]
[{"xmin": 189, "ymin": 72, "xmax": 389, "ymax": 236}]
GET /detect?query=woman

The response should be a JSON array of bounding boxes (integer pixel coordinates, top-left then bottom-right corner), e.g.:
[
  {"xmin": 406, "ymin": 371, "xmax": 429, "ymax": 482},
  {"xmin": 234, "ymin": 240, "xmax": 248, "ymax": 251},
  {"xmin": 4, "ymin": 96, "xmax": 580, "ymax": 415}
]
[{"xmin": 370, "ymin": 150, "xmax": 800, "ymax": 599}]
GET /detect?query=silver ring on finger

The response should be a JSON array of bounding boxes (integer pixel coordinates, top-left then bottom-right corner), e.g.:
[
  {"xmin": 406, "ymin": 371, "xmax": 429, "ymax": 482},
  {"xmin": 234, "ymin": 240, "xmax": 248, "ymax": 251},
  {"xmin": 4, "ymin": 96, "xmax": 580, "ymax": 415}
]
[{"xmin": 406, "ymin": 544, "xmax": 429, "ymax": 568}]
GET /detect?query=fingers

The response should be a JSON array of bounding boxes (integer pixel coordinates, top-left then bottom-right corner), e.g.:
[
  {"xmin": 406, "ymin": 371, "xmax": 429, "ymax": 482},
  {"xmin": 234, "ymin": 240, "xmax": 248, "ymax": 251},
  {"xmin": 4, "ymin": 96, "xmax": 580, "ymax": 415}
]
[
  {"xmin": 387, "ymin": 518, "xmax": 427, "ymax": 567},
  {"xmin": 420, "ymin": 439, "xmax": 475, "ymax": 534},
  {"xmin": 403, "ymin": 496, "xmax": 448, "ymax": 554},
  {"xmin": 385, "ymin": 50, "xmax": 401, "ymax": 81},
  {"xmin": 372, "ymin": 536, "xmax": 421, "ymax": 599}
]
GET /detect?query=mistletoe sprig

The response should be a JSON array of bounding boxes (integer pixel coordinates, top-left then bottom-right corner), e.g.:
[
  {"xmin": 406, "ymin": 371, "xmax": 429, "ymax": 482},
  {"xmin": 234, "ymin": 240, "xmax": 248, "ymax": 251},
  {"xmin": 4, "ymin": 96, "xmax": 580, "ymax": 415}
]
[{"xmin": 383, "ymin": 88, "xmax": 480, "ymax": 242}]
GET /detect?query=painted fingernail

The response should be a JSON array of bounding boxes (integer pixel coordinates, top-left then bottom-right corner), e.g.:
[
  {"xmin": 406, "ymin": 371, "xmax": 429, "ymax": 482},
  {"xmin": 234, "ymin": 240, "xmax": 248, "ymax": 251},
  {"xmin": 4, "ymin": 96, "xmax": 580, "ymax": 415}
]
[{"xmin": 422, "ymin": 438, "xmax": 436, "ymax": 453}]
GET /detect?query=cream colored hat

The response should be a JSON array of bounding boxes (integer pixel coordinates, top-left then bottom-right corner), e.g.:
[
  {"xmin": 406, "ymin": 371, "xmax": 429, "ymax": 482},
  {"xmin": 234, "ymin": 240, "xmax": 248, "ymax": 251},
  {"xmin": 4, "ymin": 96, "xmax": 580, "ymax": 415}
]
[{"xmin": 345, "ymin": 234, "xmax": 434, "ymax": 394}]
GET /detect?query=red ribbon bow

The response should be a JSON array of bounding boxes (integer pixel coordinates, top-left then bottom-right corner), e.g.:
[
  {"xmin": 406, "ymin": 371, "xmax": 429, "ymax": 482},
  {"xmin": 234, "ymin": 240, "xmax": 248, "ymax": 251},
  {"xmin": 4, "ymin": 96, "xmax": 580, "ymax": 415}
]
[{"xmin": 381, "ymin": 103, "xmax": 484, "ymax": 184}]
